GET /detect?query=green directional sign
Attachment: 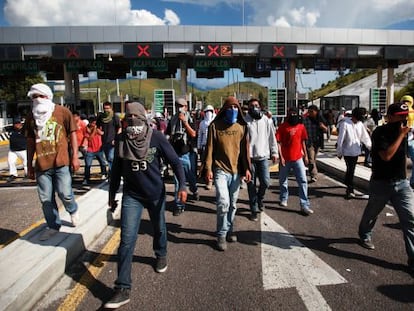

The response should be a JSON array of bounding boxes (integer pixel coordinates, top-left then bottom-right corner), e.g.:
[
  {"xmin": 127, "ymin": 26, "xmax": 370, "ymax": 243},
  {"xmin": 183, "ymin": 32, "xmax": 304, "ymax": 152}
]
[
  {"xmin": 370, "ymin": 88, "xmax": 387, "ymax": 113},
  {"xmin": 268, "ymin": 88, "xmax": 287, "ymax": 117},
  {"xmin": 131, "ymin": 59, "xmax": 168, "ymax": 72},
  {"xmin": 66, "ymin": 60, "xmax": 104, "ymax": 72},
  {"xmin": 0, "ymin": 61, "xmax": 39, "ymax": 74},
  {"xmin": 153, "ymin": 89, "xmax": 174, "ymax": 113},
  {"xmin": 194, "ymin": 58, "xmax": 231, "ymax": 72}
]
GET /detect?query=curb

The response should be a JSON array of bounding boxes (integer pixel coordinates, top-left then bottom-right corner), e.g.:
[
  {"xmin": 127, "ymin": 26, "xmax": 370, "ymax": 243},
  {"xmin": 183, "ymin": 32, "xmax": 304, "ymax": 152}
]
[{"xmin": 0, "ymin": 182, "xmax": 120, "ymax": 311}]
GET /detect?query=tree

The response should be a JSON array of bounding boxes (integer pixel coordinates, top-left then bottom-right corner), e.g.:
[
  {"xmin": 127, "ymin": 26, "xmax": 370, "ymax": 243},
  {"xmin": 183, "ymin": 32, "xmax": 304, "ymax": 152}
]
[{"xmin": 0, "ymin": 74, "xmax": 45, "ymax": 102}]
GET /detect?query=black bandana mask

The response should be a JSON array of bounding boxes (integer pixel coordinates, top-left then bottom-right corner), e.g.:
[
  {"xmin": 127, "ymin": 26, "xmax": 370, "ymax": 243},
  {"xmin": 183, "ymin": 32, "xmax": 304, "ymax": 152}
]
[{"xmin": 248, "ymin": 107, "xmax": 263, "ymax": 120}]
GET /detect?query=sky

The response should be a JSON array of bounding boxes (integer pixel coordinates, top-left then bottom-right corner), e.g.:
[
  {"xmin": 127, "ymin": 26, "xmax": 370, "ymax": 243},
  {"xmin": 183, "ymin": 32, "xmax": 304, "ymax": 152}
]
[{"xmin": 1, "ymin": 0, "xmax": 414, "ymax": 93}]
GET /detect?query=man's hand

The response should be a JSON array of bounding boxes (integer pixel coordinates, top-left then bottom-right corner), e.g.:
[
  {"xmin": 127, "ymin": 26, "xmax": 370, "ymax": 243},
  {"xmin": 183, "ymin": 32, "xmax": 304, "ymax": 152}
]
[
  {"xmin": 178, "ymin": 113, "xmax": 186, "ymax": 122},
  {"xmin": 177, "ymin": 190, "xmax": 187, "ymax": 204},
  {"xmin": 244, "ymin": 169, "xmax": 252, "ymax": 183},
  {"xmin": 108, "ymin": 200, "xmax": 118, "ymax": 212},
  {"xmin": 271, "ymin": 154, "xmax": 278, "ymax": 164},
  {"xmin": 72, "ymin": 157, "xmax": 80, "ymax": 172}
]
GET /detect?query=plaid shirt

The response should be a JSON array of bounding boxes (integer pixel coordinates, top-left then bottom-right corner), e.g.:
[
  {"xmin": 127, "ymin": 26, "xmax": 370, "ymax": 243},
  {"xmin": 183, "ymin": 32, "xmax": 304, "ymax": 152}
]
[{"xmin": 303, "ymin": 115, "xmax": 326, "ymax": 148}]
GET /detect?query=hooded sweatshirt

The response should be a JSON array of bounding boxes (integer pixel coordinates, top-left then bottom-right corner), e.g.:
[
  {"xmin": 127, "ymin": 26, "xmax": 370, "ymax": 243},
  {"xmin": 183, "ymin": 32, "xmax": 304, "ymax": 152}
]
[
  {"xmin": 336, "ymin": 117, "xmax": 372, "ymax": 157},
  {"xmin": 245, "ymin": 114, "xmax": 277, "ymax": 160}
]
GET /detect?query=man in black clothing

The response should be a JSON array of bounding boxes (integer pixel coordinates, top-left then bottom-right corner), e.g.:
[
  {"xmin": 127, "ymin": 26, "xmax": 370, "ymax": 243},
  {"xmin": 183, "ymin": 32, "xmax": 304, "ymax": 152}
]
[
  {"xmin": 97, "ymin": 101, "xmax": 121, "ymax": 176},
  {"xmin": 358, "ymin": 102, "xmax": 414, "ymax": 276},
  {"xmin": 105, "ymin": 102, "xmax": 187, "ymax": 309},
  {"xmin": 7, "ymin": 118, "xmax": 27, "ymax": 182}
]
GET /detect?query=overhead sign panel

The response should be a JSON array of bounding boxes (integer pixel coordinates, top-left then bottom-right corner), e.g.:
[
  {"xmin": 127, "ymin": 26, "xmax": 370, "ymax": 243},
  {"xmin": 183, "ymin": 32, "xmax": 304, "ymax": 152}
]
[
  {"xmin": 0, "ymin": 46, "xmax": 23, "ymax": 61},
  {"xmin": 51, "ymin": 45, "xmax": 94, "ymax": 59},
  {"xmin": 194, "ymin": 58, "xmax": 231, "ymax": 72},
  {"xmin": 323, "ymin": 46, "xmax": 358, "ymax": 59},
  {"xmin": 259, "ymin": 44, "xmax": 297, "ymax": 58},
  {"xmin": 123, "ymin": 44, "xmax": 164, "ymax": 58},
  {"xmin": 66, "ymin": 60, "xmax": 104, "ymax": 72},
  {"xmin": 193, "ymin": 44, "xmax": 232, "ymax": 57},
  {"xmin": 0, "ymin": 61, "xmax": 38, "ymax": 74},
  {"xmin": 130, "ymin": 59, "xmax": 168, "ymax": 72}
]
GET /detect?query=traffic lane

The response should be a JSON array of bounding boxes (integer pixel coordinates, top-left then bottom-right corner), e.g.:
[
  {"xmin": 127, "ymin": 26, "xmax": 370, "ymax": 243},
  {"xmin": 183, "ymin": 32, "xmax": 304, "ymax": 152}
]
[
  {"xmin": 42, "ymin": 174, "xmax": 413, "ymax": 310},
  {"xmin": 264, "ymin": 174, "xmax": 413, "ymax": 309}
]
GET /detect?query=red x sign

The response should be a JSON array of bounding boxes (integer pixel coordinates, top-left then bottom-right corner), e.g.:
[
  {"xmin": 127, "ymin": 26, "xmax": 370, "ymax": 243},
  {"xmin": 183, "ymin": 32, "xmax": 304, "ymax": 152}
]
[
  {"xmin": 207, "ymin": 45, "xmax": 219, "ymax": 57},
  {"xmin": 66, "ymin": 47, "xmax": 80, "ymax": 58},
  {"xmin": 137, "ymin": 45, "xmax": 150, "ymax": 57},
  {"xmin": 273, "ymin": 45, "xmax": 285, "ymax": 57}
]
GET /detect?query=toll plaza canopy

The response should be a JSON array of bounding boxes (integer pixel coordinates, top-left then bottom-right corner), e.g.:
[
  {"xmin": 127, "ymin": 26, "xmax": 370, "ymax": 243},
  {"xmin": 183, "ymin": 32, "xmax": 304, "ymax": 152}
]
[{"xmin": 0, "ymin": 25, "xmax": 413, "ymax": 105}]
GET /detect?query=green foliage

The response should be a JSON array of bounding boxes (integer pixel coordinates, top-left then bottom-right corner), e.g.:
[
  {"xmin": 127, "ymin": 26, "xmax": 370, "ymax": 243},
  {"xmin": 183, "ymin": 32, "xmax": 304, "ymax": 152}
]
[{"xmin": 0, "ymin": 74, "xmax": 45, "ymax": 102}]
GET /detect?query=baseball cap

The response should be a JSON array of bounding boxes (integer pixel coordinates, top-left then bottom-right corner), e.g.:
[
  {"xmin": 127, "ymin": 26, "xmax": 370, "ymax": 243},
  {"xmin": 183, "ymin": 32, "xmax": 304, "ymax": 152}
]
[
  {"xmin": 400, "ymin": 95, "xmax": 413, "ymax": 104},
  {"xmin": 387, "ymin": 102, "xmax": 410, "ymax": 116},
  {"xmin": 13, "ymin": 118, "xmax": 22, "ymax": 124},
  {"xmin": 204, "ymin": 105, "xmax": 214, "ymax": 112}
]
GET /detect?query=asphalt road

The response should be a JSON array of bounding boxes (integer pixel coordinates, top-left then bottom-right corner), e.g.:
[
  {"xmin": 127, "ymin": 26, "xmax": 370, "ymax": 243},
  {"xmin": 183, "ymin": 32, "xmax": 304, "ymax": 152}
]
[{"xmin": 33, "ymin": 170, "xmax": 414, "ymax": 310}]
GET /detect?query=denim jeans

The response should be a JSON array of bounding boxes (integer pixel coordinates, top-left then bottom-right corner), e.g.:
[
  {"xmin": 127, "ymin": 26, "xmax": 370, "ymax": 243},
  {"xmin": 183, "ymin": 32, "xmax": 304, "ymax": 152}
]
[
  {"xmin": 115, "ymin": 191, "xmax": 167, "ymax": 289},
  {"xmin": 278, "ymin": 158, "xmax": 310, "ymax": 209},
  {"xmin": 174, "ymin": 151, "xmax": 198, "ymax": 209},
  {"xmin": 214, "ymin": 168, "xmax": 240, "ymax": 237},
  {"xmin": 359, "ymin": 178, "xmax": 414, "ymax": 265},
  {"xmin": 408, "ymin": 140, "xmax": 414, "ymax": 185},
  {"xmin": 84, "ymin": 150, "xmax": 107, "ymax": 182},
  {"xmin": 36, "ymin": 166, "xmax": 78, "ymax": 230},
  {"xmin": 247, "ymin": 158, "xmax": 270, "ymax": 213},
  {"xmin": 102, "ymin": 143, "xmax": 115, "ymax": 173},
  {"xmin": 344, "ymin": 156, "xmax": 358, "ymax": 194}
]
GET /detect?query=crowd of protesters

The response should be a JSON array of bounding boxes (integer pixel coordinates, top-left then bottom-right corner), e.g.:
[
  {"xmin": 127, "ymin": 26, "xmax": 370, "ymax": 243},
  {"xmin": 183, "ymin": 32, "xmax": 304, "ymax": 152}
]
[{"xmin": 8, "ymin": 83, "xmax": 414, "ymax": 308}]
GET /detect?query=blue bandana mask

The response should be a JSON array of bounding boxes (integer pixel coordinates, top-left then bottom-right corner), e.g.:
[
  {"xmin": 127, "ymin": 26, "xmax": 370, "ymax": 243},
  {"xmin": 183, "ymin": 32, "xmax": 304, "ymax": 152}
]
[{"xmin": 224, "ymin": 108, "xmax": 238, "ymax": 124}]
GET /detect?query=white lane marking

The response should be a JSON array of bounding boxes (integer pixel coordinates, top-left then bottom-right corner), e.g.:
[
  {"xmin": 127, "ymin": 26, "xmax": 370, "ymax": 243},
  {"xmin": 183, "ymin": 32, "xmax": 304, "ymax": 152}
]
[{"xmin": 261, "ymin": 213, "xmax": 347, "ymax": 311}]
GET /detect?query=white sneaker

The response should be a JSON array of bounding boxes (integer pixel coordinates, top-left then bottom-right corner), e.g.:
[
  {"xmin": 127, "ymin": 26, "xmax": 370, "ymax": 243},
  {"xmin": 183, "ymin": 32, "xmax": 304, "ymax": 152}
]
[
  {"xmin": 71, "ymin": 211, "xmax": 80, "ymax": 227},
  {"xmin": 280, "ymin": 201, "xmax": 288, "ymax": 207},
  {"xmin": 301, "ymin": 207, "xmax": 314, "ymax": 216},
  {"xmin": 39, "ymin": 228, "xmax": 59, "ymax": 241}
]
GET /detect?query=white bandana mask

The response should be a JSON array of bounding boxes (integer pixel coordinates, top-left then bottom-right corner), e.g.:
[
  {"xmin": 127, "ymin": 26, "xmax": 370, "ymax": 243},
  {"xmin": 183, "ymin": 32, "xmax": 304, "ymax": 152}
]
[{"xmin": 32, "ymin": 97, "xmax": 55, "ymax": 131}]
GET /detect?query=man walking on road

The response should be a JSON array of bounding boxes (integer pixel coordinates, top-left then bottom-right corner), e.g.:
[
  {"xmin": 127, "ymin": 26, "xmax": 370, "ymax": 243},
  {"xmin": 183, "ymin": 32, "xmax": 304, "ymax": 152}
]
[
  {"xmin": 106, "ymin": 102, "xmax": 187, "ymax": 309},
  {"xmin": 358, "ymin": 102, "xmax": 414, "ymax": 276},
  {"xmin": 25, "ymin": 83, "xmax": 80, "ymax": 241},
  {"xmin": 244, "ymin": 98, "xmax": 278, "ymax": 221},
  {"xmin": 204, "ymin": 96, "xmax": 251, "ymax": 251},
  {"xmin": 7, "ymin": 117, "xmax": 27, "ymax": 182}
]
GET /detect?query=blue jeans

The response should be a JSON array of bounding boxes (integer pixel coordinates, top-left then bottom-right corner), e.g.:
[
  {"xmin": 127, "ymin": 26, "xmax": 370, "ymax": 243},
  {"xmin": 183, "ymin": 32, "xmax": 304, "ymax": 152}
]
[
  {"xmin": 247, "ymin": 158, "xmax": 270, "ymax": 213},
  {"xmin": 36, "ymin": 166, "xmax": 78, "ymax": 230},
  {"xmin": 408, "ymin": 140, "xmax": 414, "ymax": 185},
  {"xmin": 214, "ymin": 169, "xmax": 240, "ymax": 237},
  {"xmin": 174, "ymin": 151, "xmax": 198, "ymax": 209},
  {"xmin": 84, "ymin": 150, "xmax": 107, "ymax": 182},
  {"xmin": 115, "ymin": 191, "xmax": 167, "ymax": 289},
  {"xmin": 278, "ymin": 158, "xmax": 310, "ymax": 209},
  {"xmin": 359, "ymin": 179, "xmax": 414, "ymax": 266},
  {"xmin": 102, "ymin": 143, "xmax": 114, "ymax": 173}
]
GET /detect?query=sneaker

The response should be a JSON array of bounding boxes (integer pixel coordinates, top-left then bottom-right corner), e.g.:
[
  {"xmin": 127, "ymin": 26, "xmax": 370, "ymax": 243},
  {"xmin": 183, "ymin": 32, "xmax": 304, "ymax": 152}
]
[
  {"xmin": 6, "ymin": 175, "xmax": 17, "ymax": 182},
  {"xmin": 250, "ymin": 212, "xmax": 259, "ymax": 222},
  {"xmin": 192, "ymin": 192, "xmax": 200, "ymax": 201},
  {"xmin": 101, "ymin": 174, "xmax": 108, "ymax": 180},
  {"xmin": 155, "ymin": 256, "xmax": 168, "ymax": 273},
  {"xmin": 226, "ymin": 233, "xmax": 237, "ymax": 243},
  {"xmin": 71, "ymin": 210, "xmax": 80, "ymax": 227},
  {"xmin": 345, "ymin": 192, "xmax": 356, "ymax": 200},
  {"xmin": 82, "ymin": 179, "xmax": 89, "ymax": 186},
  {"xmin": 258, "ymin": 201, "xmax": 264, "ymax": 211},
  {"xmin": 173, "ymin": 208, "xmax": 184, "ymax": 216},
  {"xmin": 360, "ymin": 238, "xmax": 375, "ymax": 250},
  {"xmin": 310, "ymin": 177, "xmax": 318, "ymax": 183},
  {"xmin": 39, "ymin": 228, "xmax": 59, "ymax": 241},
  {"xmin": 217, "ymin": 236, "xmax": 227, "ymax": 251},
  {"xmin": 280, "ymin": 201, "xmax": 288, "ymax": 207},
  {"xmin": 301, "ymin": 207, "xmax": 314, "ymax": 216},
  {"xmin": 104, "ymin": 288, "xmax": 131, "ymax": 309},
  {"xmin": 205, "ymin": 181, "xmax": 213, "ymax": 190}
]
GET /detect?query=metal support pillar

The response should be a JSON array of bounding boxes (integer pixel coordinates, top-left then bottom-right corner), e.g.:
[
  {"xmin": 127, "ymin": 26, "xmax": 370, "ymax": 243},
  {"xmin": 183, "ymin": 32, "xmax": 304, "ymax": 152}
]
[
  {"xmin": 180, "ymin": 61, "xmax": 188, "ymax": 98},
  {"xmin": 376, "ymin": 65, "xmax": 383, "ymax": 88},
  {"xmin": 285, "ymin": 59, "xmax": 297, "ymax": 108},
  {"xmin": 387, "ymin": 67, "xmax": 395, "ymax": 107}
]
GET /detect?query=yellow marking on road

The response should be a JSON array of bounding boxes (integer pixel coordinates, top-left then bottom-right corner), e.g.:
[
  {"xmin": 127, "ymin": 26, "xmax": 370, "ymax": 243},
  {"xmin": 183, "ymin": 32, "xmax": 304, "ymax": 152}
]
[
  {"xmin": 0, "ymin": 219, "xmax": 45, "ymax": 249},
  {"xmin": 57, "ymin": 228, "xmax": 121, "ymax": 311}
]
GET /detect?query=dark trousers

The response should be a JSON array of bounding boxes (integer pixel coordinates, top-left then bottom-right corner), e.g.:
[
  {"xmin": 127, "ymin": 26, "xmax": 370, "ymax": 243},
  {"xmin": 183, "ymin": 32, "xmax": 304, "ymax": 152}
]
[{"xmin": 344, "ymin": 156, "xmax": 358, "ymax": 194}]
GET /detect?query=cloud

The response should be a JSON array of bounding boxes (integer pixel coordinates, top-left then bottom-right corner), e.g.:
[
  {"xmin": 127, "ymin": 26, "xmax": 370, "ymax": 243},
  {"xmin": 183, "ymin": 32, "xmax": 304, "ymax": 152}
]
[
  {"xmin": 3, "ymin": 0, "xmax": 180, "ymax": 26},
  {"xmin": 247, "ymin": 0, "xmax": 414, "ymax": 29}
]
